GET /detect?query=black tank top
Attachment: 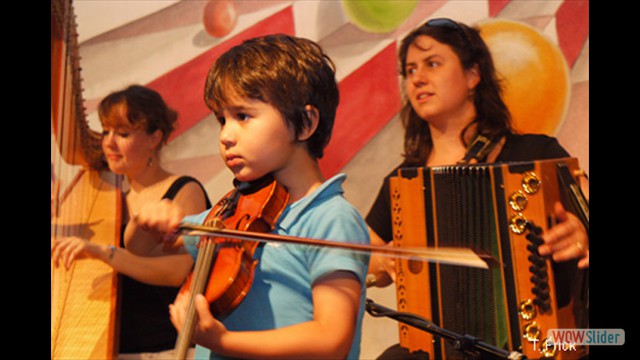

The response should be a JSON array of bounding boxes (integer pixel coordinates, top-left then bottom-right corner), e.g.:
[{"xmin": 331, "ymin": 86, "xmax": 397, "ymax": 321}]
[{"xmin": 119, "ymin": 176, "xmax": 211, "ymax": 353}]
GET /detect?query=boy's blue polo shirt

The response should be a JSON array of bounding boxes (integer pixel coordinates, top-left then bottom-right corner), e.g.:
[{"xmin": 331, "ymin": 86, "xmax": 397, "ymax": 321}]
[{"xmin": 182, "ymin": 174, "xmax": 370, "ymax": 359}]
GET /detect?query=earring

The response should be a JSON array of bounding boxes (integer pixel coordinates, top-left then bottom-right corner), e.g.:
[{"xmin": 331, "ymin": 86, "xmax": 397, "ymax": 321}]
[{"xmin": 147, "ymin": 156, "xmax": 153, "ymax": 167}]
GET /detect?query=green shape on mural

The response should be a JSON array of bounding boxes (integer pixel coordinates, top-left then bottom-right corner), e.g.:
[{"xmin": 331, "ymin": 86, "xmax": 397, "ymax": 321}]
[{"xmin": 342, "ymin": 0, "xmax": 418, "ymax": 33}]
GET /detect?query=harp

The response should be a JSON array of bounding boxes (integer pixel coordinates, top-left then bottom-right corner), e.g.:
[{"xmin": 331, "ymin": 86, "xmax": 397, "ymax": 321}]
[
  {"xmin": 391, "ymin": 158, "xmax": 588, "ymax": 359},
  {"xmin": 51, "ymin": 0, "xmax": 122, "ymax": 359}
]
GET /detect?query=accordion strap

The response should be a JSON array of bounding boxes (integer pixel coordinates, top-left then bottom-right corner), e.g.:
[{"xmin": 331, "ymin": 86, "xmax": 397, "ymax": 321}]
[{"xmin": 458, "ymin": 134, "xmax": 498, "ymax": 164}]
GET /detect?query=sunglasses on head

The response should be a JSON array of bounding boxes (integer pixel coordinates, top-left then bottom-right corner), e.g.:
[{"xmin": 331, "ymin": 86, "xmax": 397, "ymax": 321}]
[
  {"xmin": 426, "ymin": 18, "xmax": 463, "ymax": 31},
  {"xmin": 424, "ymin": 18, "xmax": 472, "ymax": 48}
]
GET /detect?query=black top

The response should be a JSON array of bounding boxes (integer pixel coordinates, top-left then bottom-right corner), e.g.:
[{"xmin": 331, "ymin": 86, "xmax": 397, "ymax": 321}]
[
  {"xmin": 365, "ymin": 133, "xmax": 571, "ymax": 242},
  {"xmin": 119, "ymin": 176, "xmax": 211, "ymax": 353}
]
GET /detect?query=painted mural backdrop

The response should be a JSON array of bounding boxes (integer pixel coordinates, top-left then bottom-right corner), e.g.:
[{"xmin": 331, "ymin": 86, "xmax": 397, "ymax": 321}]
[{"xmin": 65, "ymin": 1, "xmax": 589, "ymax": 358}]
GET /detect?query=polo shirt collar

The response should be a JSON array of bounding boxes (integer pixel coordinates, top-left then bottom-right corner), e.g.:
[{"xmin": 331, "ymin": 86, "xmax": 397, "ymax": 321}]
[{"xmin": 276, "ymin": 173, "xmax": 346, "ymax": 232}]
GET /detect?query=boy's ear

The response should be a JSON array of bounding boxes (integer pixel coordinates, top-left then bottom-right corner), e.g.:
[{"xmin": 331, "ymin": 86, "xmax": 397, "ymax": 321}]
[{"xmin": 298, "ymin": 105, "xmax": 319, "ymax": 142}]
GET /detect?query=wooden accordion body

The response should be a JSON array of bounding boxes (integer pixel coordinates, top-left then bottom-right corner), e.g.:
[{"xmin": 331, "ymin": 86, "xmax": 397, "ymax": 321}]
[
  {"xmin": 51, "ymin": 0, "xmax": 121, "ymax": 358},
  {"xmin": 390, "ymin": 158, "xmax": 588, "ymax": 359}
]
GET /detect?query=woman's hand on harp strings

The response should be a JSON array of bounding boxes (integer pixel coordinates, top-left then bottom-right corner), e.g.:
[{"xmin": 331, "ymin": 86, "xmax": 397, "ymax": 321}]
[
  {"xmin": 539, "ymin": 202, "xmax": 589, "ymax": 269},
  {"xmin": 51, "ymin": 236, "xmax": 108, "ymax": 270}
]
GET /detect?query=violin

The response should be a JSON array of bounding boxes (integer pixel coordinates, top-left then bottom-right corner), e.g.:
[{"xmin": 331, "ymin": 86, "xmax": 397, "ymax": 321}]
[{"xmin": 174, "ymin": 175, "xmax": 289, "ymax": 359}]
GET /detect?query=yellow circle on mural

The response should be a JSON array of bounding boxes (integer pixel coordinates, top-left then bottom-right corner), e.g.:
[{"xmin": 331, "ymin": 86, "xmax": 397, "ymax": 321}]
[{"xmin": 478, "ymin": 19, "xmax": 570, "ymax": 135}]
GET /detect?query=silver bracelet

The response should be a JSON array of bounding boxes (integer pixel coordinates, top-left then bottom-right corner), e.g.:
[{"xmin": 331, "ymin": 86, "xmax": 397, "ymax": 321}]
[{"xmin": 108, "ymin": 244, "xmax": 117, "ymax": 261}]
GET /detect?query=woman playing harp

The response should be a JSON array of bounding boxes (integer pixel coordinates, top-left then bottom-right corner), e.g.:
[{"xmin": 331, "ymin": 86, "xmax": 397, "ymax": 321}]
[{"xmin": 52, "ymin": 85, "xmax": 210, "ymax": 359}]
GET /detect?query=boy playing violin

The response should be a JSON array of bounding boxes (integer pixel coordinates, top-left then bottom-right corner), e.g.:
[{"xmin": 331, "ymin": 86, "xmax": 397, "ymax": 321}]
[{"xmin": 136, "ymin": 34, "xmax": 370, "ymax": 359}]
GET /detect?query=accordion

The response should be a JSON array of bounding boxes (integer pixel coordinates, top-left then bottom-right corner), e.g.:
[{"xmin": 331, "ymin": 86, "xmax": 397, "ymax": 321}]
[{"xmin": 390, "ymin": 158, "xmax": 588, "ymax": 359}]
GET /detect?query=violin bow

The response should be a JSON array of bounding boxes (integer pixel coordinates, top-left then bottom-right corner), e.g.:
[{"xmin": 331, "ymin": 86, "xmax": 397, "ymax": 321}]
[{"xmin": 178, "ymin": 223, "xmax": 500, "ymax": 270}]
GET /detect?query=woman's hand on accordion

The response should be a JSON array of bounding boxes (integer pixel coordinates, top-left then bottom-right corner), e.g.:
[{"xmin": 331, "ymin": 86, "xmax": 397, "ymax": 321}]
[
  {"xmin": 538, "ymin": 202, "xmax": 589, "ymax": 268},
  {"xmin": 366, "ymin": 228, "xmax": 396, "ymax": 288}
]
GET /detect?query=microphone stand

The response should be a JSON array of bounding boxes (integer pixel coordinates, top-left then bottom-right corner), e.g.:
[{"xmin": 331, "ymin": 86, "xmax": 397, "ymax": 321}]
[{"xmin": 365, "ymin": 299, "xmax": 527, "ymax": 360}]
